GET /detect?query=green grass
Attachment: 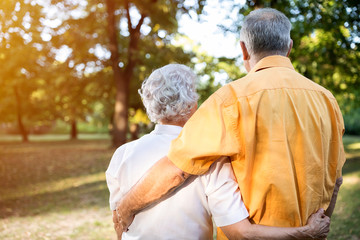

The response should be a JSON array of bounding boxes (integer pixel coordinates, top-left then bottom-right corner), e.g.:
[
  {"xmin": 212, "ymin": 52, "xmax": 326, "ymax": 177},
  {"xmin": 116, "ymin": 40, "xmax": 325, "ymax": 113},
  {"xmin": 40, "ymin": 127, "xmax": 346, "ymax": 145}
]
[
  {"xmin": 327, "ymin": 135, "xmax": 360, "ymax": 240},
  {"xmin": 0, "ymin": 139, "xmax": 116, "ymax": 240},
  {"xmin": 0, "ymin": 133, "xmax": 110, "ymax": 142},
  {"xmin": 0, "ymin": 135, "xmax": 359, "ymax": 239}
]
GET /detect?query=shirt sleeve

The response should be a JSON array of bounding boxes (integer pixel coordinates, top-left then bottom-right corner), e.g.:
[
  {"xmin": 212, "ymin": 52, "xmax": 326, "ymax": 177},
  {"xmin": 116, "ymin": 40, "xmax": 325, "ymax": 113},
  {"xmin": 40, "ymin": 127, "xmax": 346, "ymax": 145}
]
[
  {"xmin": 334, "ymin": 101, "xmax": 346, "ymax": 178},
  {"xmin": 105, "ymin": 145, "xmax": 127, "ymax": 210},
  {"xmin": 201, "ymin": 157, "xmax": 249, "ymax": 227},
  {"xmin": 168, "ymin": 92, "xmax": 241, "ymax": 175}
]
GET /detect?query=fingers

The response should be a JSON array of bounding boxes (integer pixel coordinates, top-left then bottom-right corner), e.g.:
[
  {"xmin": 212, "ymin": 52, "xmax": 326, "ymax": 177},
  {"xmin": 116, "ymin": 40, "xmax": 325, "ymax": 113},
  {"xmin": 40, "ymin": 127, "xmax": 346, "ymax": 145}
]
[
  {"xmin": 114, "ymin": 223, "xmax": 123, "ymax": 240},
  {"xmin": 317, "ymin": 208, "xmax": 325, "ymax": 215},
  {"xmin": 316, "ymin": 208, "xmax": 329, "ymax": 219},
  {"xmin": 113, "ymin": 210, "xmax": 118, "ymax": 223},
  {"xmin": 115, "ymin": 208, "xmax": 130, "ymax": 232},
  {"xmin": 322, "ymin": 216, "xmax": 331, "ymax": 234},
  {"xmin": 119, "ymin": 218, "xmax": 129, "ymax": 232},
  {"xmin": 325, "ymin": 216, "xmax": 331, "ymax": 226},
  {"xmin": 306, "ymin": 208, "xmax": 331, "ymax": 239},
  {"xmin": 316, "ymin": 216, "xmax": 330, "ymax": 239}
]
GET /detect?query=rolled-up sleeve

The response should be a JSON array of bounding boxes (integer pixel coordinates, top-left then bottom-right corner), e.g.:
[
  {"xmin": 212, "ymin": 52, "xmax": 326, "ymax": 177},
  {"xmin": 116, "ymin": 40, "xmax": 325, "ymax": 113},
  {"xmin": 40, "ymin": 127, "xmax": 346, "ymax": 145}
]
[{"xmin": 333, "ymin": 100, "xmax": 346, "ymax": 178}]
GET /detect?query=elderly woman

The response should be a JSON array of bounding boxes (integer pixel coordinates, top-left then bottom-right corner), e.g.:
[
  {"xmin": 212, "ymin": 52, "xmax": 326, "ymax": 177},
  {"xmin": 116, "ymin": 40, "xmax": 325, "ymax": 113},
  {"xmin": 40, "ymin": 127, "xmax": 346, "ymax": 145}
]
[{"xmin": 106, "ymin": 64, "xmax": 329, "ymax": 240}]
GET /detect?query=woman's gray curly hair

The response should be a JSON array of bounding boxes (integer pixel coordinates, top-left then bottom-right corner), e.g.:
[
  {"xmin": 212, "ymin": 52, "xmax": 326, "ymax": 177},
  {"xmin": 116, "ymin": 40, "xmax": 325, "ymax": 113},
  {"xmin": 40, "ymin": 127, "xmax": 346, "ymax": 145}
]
[{"xmin": 139, "ymin": 64, "xmax": 199, "ymax": 124}]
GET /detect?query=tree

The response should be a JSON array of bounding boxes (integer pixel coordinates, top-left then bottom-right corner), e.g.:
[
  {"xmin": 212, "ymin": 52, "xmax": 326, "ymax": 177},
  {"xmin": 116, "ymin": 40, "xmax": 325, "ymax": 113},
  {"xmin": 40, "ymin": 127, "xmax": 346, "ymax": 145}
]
[
  {"xmin": 48, "ymin": 0, "xmax": 111, "ymax": 139},
  {"xmin": 104, "ymin": 0, "xmax": 206, "ymax": 146},
  {"xmin": 222, "ymin": 0, "xmax": 360, "ymax": 113},
  {"xmin": 0, "ymin": 1, "xmax": 52, "ymax": 142}
]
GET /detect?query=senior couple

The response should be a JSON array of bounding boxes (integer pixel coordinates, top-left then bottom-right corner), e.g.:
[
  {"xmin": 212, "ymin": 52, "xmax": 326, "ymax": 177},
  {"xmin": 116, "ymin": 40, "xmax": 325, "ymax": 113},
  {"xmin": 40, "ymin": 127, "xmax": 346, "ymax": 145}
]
[{"xmin": 106, "ymin": 8, "xmax": 345, "ymax": 240}]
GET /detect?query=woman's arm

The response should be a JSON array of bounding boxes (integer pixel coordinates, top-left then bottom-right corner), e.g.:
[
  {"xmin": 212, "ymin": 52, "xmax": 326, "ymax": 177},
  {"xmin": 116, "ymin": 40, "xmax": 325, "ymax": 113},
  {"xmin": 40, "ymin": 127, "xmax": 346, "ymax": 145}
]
[
  {"xmin": 220, "ymin": 208, "xmax": 330, "ymax": 240},
  {"xmin": 325, "ymin": 176, "xmax": 343, "ymax": 217}
]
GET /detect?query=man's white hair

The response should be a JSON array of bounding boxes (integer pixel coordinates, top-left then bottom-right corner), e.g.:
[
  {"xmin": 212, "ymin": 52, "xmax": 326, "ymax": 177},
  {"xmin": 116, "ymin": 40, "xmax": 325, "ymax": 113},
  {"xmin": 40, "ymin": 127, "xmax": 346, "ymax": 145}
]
[
  {"xmin": 240, "ymin": 8, "xmax": 292, "ymax": 58},
  {"xmin": 139, "ymin": 64, "xmax": 199, "ymax": 123}
]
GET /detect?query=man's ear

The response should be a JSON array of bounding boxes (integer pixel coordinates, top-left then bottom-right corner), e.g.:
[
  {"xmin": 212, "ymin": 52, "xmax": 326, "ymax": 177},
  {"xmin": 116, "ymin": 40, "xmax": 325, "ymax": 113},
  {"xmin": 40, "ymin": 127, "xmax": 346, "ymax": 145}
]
[
  {"xmin": 286, "ymin": 39, "xmax": 293, "ymax": 57},
  {"xmin": 240, "ymin": 41, "xmax": 249, "ymax": 60}
]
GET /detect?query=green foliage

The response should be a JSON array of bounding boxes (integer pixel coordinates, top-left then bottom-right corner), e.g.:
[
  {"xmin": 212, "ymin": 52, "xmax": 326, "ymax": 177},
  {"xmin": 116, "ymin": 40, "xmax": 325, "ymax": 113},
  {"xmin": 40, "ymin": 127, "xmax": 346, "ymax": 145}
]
[
  {"xmin": 128, "ymin": 108, "xmax": 150, "ymax": 125},
  {"xmin": 0, "ymin": 1, "xmax": 112, "ymax": 139},
  {"xmin": 182, "ymin": 39, "xmax": 246, "ymax": 104},
  {"xmin": 344, "ymin": 108, "xmax": 360, "ymax": 135},
  {"xmin": 0, "ymin": 0, "xmax": 214, "ymax": 142},
  {"xmin": 223, "ymin": 0, "xmax": 360, "ymax": 114},
  {"xmin": 3, "ymin": 0, "xmax": 358, "ymax": 141},
  {"xmin": 0, "ymin": 1, "xmax": 52, "ymax": 125},
  {"xmin": 113, "ymin": 0, "xmax": 207, "ymax": 108},
  {"xmin": 49, "ymin": 0, "xmax": 111, "ymax": 125}
]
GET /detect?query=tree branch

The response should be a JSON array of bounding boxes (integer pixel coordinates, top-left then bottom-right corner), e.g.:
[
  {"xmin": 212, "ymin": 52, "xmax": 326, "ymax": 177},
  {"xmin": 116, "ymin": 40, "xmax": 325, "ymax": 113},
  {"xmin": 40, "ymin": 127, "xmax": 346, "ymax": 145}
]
[
  {"xmin": 135, "ymin": 14, "xmax": 146, "ymax": 33},
  {"xmin": 125, "ymin": 0, "xmax": 133, "ymax": 33}
]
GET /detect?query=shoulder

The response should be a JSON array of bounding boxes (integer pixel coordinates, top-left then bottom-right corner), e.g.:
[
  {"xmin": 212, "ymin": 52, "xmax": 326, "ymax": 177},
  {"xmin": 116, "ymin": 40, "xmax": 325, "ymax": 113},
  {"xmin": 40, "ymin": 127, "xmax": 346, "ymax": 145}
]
[
  {"xmin": 307, "ymin": 79, "xmax": 337, "ymax": 100},
  {"xmin": 106, "ymin": 142, "xmax": 131, "ymax": 176},
  {"xmin": 113, "ymin": 133, "xmax": 156, "ymax": 157},
  {"xmin": 209, "ymin": 76, "xmax": 249, "ymax": 107},
  {"xmin": 106, "ymin": 135, "xmax": 151, "ymax": 176}
]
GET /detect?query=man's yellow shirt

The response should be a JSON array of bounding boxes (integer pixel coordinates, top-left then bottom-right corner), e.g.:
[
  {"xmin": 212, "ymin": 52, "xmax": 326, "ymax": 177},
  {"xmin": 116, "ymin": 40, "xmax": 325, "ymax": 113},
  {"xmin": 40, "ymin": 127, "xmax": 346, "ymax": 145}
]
[{"xmin": 168, "ymin": 56, "xmax": 346, "ymax": 235}]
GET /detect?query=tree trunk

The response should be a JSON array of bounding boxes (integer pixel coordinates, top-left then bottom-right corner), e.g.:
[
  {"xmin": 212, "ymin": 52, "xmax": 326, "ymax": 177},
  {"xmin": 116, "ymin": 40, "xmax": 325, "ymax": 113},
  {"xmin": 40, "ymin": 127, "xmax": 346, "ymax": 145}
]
[
  {"xmin": 113, "ymin": 78, "xmax": 129, "ymax": 146},
  {"xmin": 70, "ymin": 119, "xmax": 77, "ymax": 140},
  {"xmin": 105, "ymin": 0, "xmax": 128, "ymax": 147},
  {"xmin": 105, "ymin": 0, "xmax": 145, "ymax": 147},
  {"xmin": 14, "ymin": 86, "xmax": 28, "ymax": 142}
]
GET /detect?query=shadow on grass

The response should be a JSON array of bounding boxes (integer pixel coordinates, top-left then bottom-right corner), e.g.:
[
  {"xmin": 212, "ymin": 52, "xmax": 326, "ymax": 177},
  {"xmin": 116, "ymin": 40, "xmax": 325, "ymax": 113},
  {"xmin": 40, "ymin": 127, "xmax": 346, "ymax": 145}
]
[
  {"xmin": 0, "ymin": 139, "xmax": 115, "ymax": 189},
  {"xmin": 0, "ymin": 139, "xmax": 114, "ymax": 219},
  {"xmin": 0, "ymin": 179, "xmax": 109, "ymax": 219},
  {"xmin": 328, "ymin": 156, "xmax": 360, "ymax": 240}
]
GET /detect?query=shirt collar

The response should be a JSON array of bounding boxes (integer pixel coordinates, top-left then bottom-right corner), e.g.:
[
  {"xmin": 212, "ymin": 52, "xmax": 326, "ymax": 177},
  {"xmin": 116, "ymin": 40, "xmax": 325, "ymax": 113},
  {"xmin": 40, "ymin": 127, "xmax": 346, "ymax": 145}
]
[
  {"xmin": 152, "ymin": 124, "xmax": 183, "ymax": 136},
  {"xmin": 249, "ymin": 55, "xmax": 295, "ymax": 74}
]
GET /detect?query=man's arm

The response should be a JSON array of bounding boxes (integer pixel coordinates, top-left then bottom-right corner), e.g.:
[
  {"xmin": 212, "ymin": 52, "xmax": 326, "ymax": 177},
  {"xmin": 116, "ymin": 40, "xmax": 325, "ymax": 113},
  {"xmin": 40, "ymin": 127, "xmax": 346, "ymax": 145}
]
[
  {"xmin": 221, "ymin": 208, "xmax": 330, "ymax": 240},
  {"xmin": 325, "ymin": 176, "xmax": 343, "ymax": 217},
  {"xmin": 112, "ymin": 211, "xmax": 123, "ymax": 240},
  {"xmin": 115, "ymin": 156, "xmax": 191, "ymax": 231}
]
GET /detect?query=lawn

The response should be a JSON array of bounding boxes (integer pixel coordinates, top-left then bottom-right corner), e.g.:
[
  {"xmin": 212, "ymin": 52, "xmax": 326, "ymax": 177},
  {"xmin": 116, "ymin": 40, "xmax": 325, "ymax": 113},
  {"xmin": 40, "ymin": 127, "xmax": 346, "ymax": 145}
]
[
  {"xmin": 328, "ymin": 135, "xmax": 360, "ymax": 240},
  {"xmin": 0, "ymin": 139, "xmax": 116, "ymax": 240},
  {"xmin": 0, "ymin": 135, "xmax": 359, "ymax": 239}
]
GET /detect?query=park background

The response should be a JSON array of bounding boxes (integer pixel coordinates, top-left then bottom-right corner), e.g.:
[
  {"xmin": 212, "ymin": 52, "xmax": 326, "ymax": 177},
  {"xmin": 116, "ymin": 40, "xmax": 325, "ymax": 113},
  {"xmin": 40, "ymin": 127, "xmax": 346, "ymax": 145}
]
[{"xmin": 0, "ymin": 0, "xmax": 359, "ymax": 239}]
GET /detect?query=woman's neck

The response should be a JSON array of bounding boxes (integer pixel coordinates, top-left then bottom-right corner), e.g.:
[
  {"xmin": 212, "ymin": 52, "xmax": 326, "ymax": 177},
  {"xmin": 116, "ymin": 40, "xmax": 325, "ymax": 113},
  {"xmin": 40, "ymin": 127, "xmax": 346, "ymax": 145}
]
[{"xmin": 159, "ymin": 120, "xmax": 186, "ymax": 127}]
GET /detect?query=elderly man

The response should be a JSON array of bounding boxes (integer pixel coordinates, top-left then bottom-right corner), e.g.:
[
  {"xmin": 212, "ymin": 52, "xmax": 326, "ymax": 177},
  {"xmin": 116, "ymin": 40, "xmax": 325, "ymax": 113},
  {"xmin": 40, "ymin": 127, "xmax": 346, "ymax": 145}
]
[
  {"xmin": 115, "ymin": 8, "xmax": 345, "ymax": 239},
  {"xmin": 107, "ymin": 64, "xmax": 330, "ymax": 239}
]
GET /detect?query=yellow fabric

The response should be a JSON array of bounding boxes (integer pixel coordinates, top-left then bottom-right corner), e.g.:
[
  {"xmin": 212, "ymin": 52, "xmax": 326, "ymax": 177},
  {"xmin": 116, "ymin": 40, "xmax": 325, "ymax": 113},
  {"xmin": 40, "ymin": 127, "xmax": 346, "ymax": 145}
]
[
  {"xmin": 216, "ymin": 227, "xmax": 228, "ymax": 240},
  {"xmin": 168, "ymin": 56, "xmax": 346, "ymax": 229}
]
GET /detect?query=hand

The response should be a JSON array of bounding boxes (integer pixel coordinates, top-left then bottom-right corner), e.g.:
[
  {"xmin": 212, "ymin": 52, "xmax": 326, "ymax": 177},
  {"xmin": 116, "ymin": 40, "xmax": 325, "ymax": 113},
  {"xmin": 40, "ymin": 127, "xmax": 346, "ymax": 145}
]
[
  {"xmin": 114, "ymin": 222, "xmax": 123, "ymax": 240},
  {"xmin": 305, "ymin": 208, "xmax": 330, "ymax": 239},
  {"xmin": 115, "ymin": 200, "xmax": 135, "ymax": 232},
  {"xmin": 113, "ymin": 211, "xmax": 123, "ymax": 240}
]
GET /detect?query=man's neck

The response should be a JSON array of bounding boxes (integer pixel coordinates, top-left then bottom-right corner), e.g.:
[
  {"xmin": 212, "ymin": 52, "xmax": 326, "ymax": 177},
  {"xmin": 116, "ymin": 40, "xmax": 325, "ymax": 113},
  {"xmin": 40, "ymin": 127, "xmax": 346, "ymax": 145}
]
[{"xmin": 248, "ymin": 54, "xmax": 287, "ymax": 72}]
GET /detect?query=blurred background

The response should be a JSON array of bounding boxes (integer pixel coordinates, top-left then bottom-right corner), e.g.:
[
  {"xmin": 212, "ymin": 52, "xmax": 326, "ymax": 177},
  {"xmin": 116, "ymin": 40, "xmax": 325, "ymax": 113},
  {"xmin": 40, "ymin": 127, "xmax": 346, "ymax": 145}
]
[{"xmin": 0, "ymin": 0, "xmax": 359, "ymax": 239}]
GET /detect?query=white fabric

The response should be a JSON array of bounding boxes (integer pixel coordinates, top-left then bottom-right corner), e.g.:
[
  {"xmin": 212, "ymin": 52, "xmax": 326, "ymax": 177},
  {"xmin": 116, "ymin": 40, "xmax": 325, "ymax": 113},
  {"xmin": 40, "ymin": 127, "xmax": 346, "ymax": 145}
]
[{"xmin": 106, "ymin": 124, "xmax": 249, "ymax": 240}]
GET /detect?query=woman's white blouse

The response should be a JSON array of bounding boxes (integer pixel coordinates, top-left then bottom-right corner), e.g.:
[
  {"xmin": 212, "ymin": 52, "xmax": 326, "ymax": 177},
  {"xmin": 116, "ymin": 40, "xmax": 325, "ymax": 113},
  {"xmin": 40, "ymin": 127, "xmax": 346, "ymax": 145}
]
[{"xmin": 106, "ymin": 124, "xmax": 249, "ymax": 240}]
